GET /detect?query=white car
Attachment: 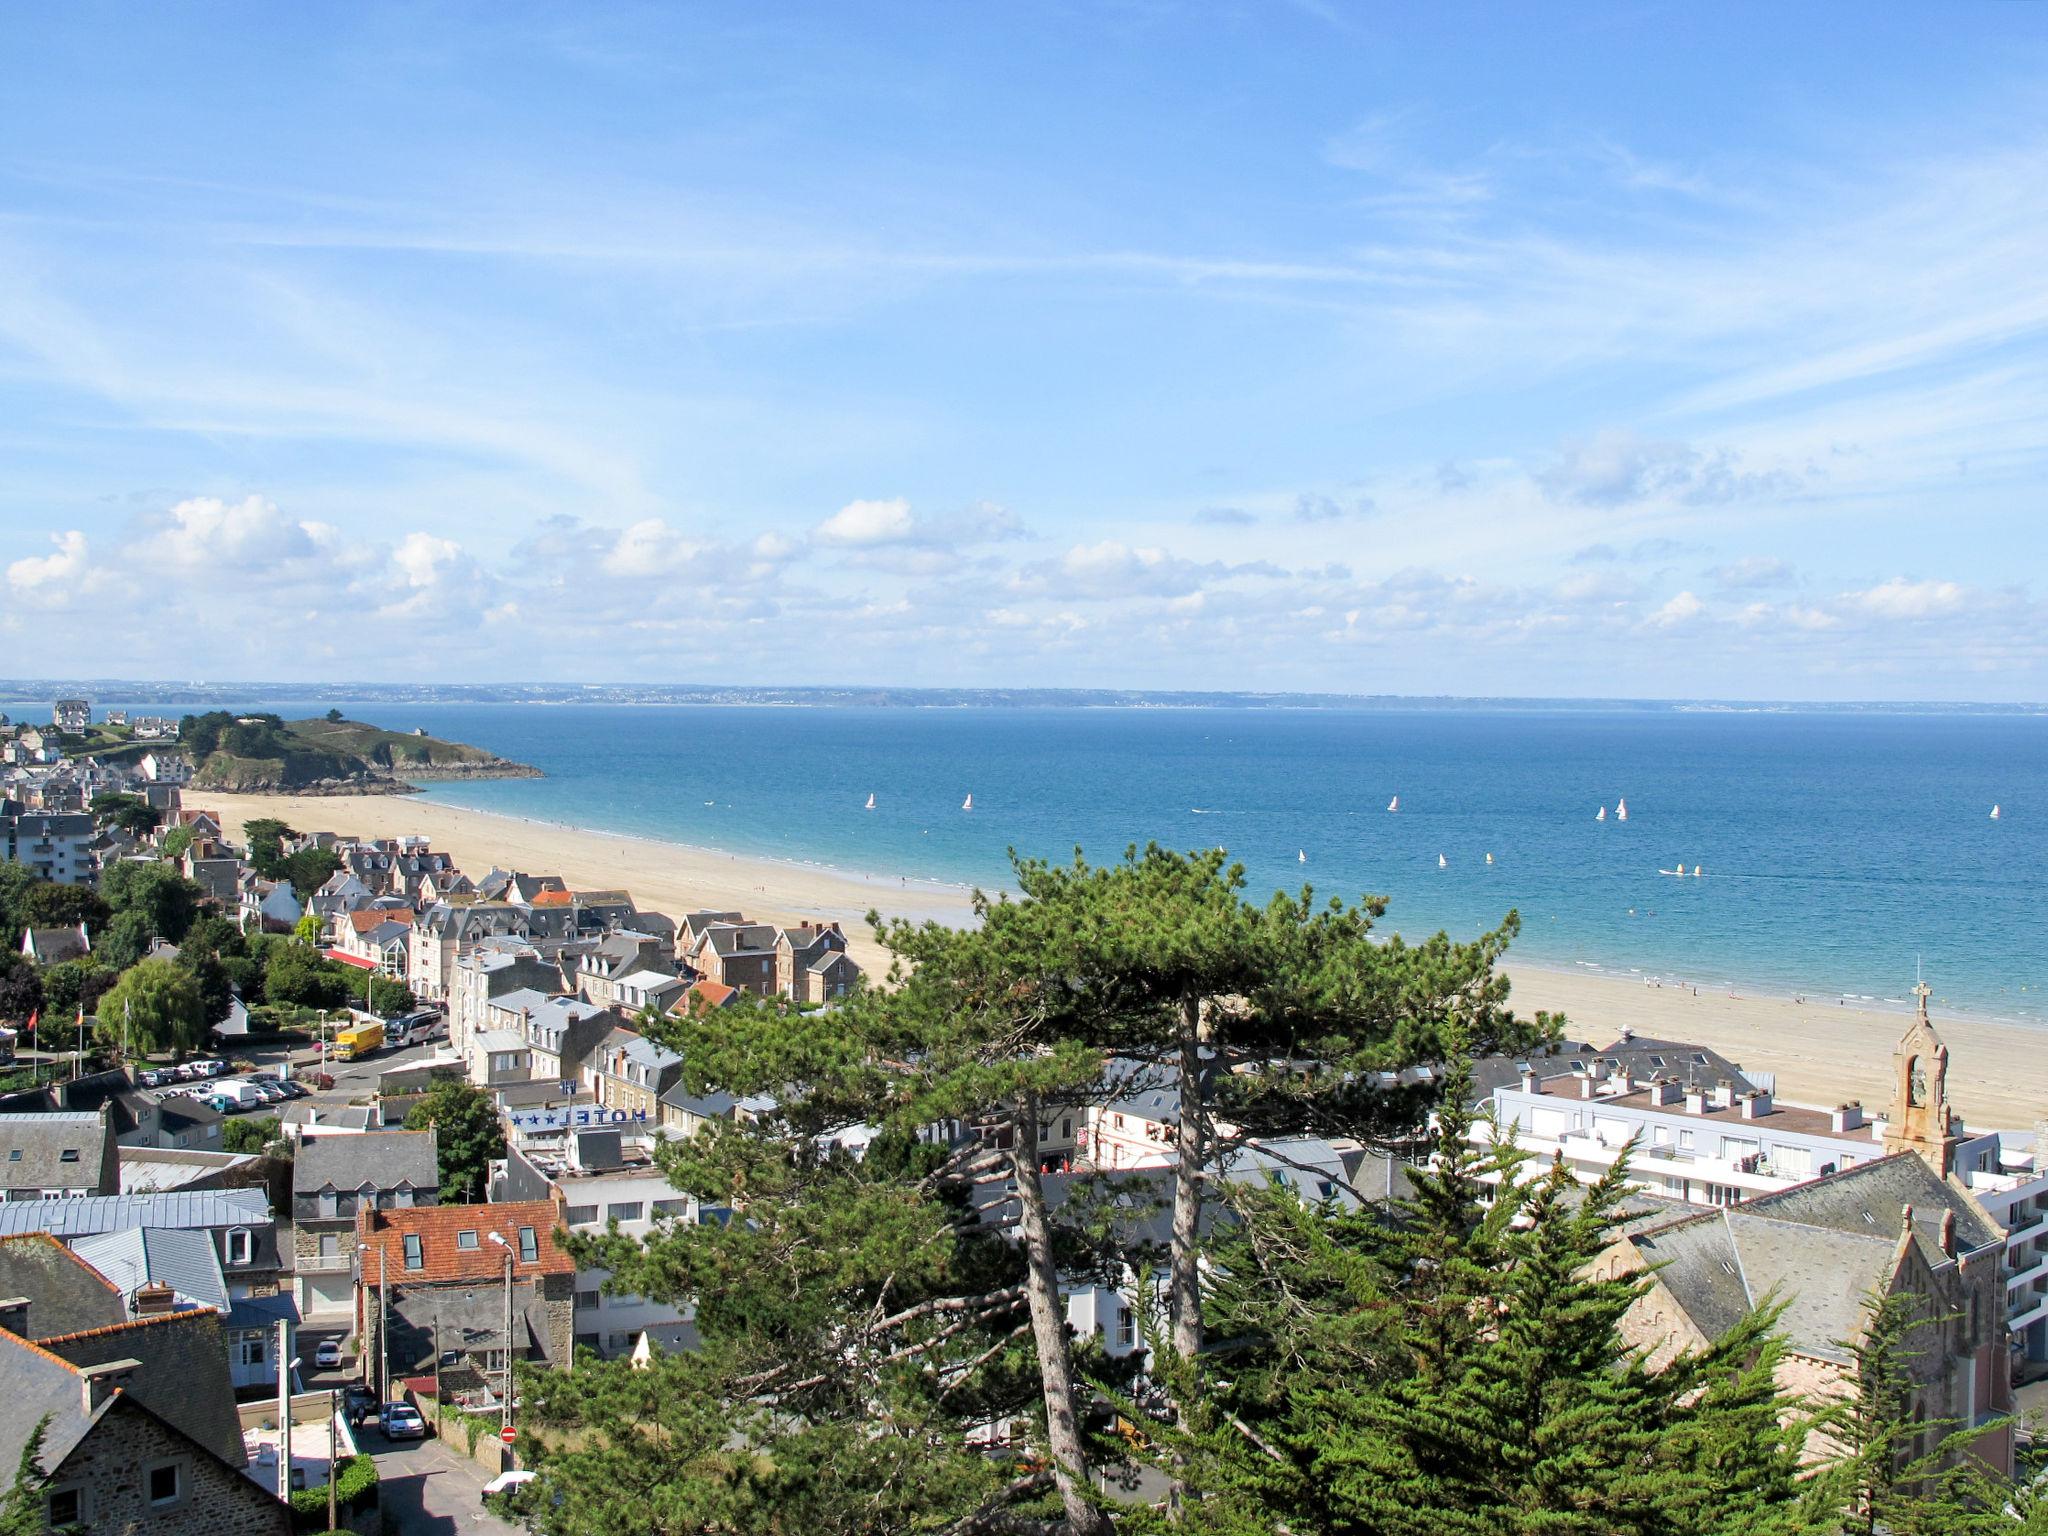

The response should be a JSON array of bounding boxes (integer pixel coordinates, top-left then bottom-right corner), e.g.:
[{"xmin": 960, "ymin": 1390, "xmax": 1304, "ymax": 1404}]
[
  {"xmin": 313, "ymin": 1339, "xmax": 345, "ymax": 1369},
  {"xmin": 482, "ymin": 1470, "xmax": 536, "ymax": 1504}
]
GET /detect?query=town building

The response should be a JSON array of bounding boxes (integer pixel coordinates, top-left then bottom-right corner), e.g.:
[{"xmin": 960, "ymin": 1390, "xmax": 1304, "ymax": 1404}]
[
  {"xmin": 291, "ymin": 1130, "xmax": 439, "ymax": 1318},
  {"xmin": 0, "ymin": 1189, "xmax": 285, "ymax": 1300},
  {"xmin": 684, "ymin": 920, "xmax": 780, "ymax": 996},
  {"xmin": 582, "ymin": 1027, "xmax": 685, "ymax": 1119},
  {"xmin": 1, "ymin": 810, "xmax": 96, "ymax": 884},
  {"xmin": 353, "ymin": 1201, "xmax": 576, "ymax": 1387},
  {"xmin": 410, "ymin": 900, "xmax": 533, "ymax": 1002},
  {"xmin": 449, "ymin": 942, "xmax": 563, "ymax": 1056},
  {"xmin": 483, "ymin": 990, "xmax": 619, "ymax": 1090},
  {"xmin": 775, "ymin": 921, "xmax": 859, "ymax": 1002},
  {"xmin": 0, "ymin": 1109, "xmax": 120, "ymax": 1200},
  {"xmin": 20, "ymin": 921, "xmax": 91, "ymax": 966}
]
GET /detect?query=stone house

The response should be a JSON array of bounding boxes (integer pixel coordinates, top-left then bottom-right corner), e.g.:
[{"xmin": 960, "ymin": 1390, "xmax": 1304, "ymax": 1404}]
[
  {"xmin": 353, "ymin": 1200, "xmax": 576, "ymax": 1384},
  {"xmin": 573, "ymin": 930, "xmax": 672, "ymax": 1010},
  {"xmin": 449, "ymin": 943, "xmax": 564, "ymax": 1056},
  {"xmin": 410, "ymin": 900, "xmax": 533, "ymax": 1002},
  {"xmin": 484, "ymin": 990, "xmax": 619, "ymax": 1091},
  {"xmin": 0, "ymin": 1324, "xmax": 289, "ymax": 1536},
  {"xmin": 775, "ymin": 921, "xmax": 859, "ymax": 1002},
  {"xmin": 291, "ymin": 1130, "xmax": 439, "ymax": 1318},
  {"xmin": 0, "ymin": 1109, "xmax": 119, "ymax": 1199},
  {"xmin": 582, "ymin": 1027, "xmax": 685, "ymax": 1120},
  {"xmin": 0, "ymin": 1189, "xmax": 285, "ymax": 1300},
  {"xmin": 684, "ymin": 921, "xmax": 780, "ymax": 996}
]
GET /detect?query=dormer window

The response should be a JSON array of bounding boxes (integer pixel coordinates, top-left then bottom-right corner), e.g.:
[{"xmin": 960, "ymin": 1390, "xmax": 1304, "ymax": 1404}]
[
  {"xmin": 59, "ymin": 1149, "xmax": 79, "ymax": 1163},
  {"xmin": 226, "ymin": 1228, "xmax": 254, "ymax": 1266}
]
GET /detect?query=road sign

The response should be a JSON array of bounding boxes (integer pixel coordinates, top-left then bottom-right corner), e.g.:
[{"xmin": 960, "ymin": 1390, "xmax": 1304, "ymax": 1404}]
[{"xmin": 500, "ymin": 1426, "xmax": 517, "ymax": 1444}]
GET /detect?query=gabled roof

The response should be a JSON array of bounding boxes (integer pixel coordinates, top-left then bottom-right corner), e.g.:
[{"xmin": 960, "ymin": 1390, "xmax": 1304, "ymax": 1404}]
[
  {"xmin": 37, "ymin": 1309, "xmax": 246, "ymax": 1466},
  {"xmin": 0, "ymin": 1187, "xmax": 271, "ymax": 1239},
  {"xmin": 0, "ymin": 1233, "xmax": 126, "ymax": 1337},
  {"xmin": 356, "ymin": 1200, "xmax": 573, "ymax": 1284},
  {"xmin": 0, "ymin": 1109, "xmax": 109, "ymax": 1191},
  {"xmin": 293, "ymin": 1130, "xmax": 439, "ymax": 1196},
  {"xmin": 70, "ymin": 1227, "xmax": 228, "ymax": 1312}
]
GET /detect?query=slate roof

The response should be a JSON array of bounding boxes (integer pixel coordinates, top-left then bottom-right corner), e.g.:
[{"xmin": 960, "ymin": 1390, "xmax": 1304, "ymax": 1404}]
[
  {"xmin": 0, "ymin": 1233, "xmax": 126, "ymax": 1337},
  {"xmin": 70, "ymin": 1227, "xmax": 228, "ymax": 1312},
  {"xmin": 293, "ymin": 1129, "xmax": 439, "ymax": 1196},
  {"xmin": 21, "ymin": 925, "xmax": 89, "ymax": 965},
  {"xmin": 1582, "ymin": 1036, "xmax": 1758, "ymax": 1096},
  {"xmin": 38, "ymin": 1308, "xmax": 246, "ymax": 1465},
  {"xmin": 0, "ymin": 1110, "xmax": 110, "ymax": 1192},
  {"xmin": 0, "ymin": 1187, "xmax": 272, "ymax": 1240},
  {"xmin": 1625, "ymin": 1152, "xmax": 1999, "ymax": 1364}
]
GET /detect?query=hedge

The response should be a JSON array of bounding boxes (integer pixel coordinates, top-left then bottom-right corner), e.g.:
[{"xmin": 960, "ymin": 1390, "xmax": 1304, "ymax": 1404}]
[{"xmin": 288, "ymin": 1452, "xmax": 378, "ymax": 1529}]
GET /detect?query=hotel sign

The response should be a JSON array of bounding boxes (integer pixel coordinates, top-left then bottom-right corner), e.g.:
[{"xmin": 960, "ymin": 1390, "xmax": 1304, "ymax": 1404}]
[{"xmin": 508, "ymin": 1107, "xmax": 649, "ymax": 1132}]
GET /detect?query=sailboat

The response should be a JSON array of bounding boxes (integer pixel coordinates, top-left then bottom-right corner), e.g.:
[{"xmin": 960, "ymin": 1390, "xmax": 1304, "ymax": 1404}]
[
  {"xmin": 1596, "ymin": 805, "xmax": 1607, "ymax": 821},
  {"xmin": 864, "ymin": 793, "xmax": 876, "ymax": 810},
  {"xmin": 1387, "ymin": 796, "xmax": 1399, "ymax": 813},
  {"xmin": 1693, "ymin": 864, "xmax": 1704, "ymax": 877},
  {"xmin": 962, "ymin": 793, "xmax": 973, "ymax": 811},
  {"xmin": 1991, "ymin": 804, "xmax": 2002, "ymax": 820},
  {"xmin": 1616, "ymin": 798, "xmax": 1629, "ymax": 822},
  {"xmin": 1298, "ymin": 850, "xmax": 1306, "ymax": 863},
  {"xmin": 1659, "ymin": 862, "xmax": 1686, "ymax": 877},
  {"xmin": 1437, "ymin": 853, "xmax": 1447, "ymax": 869},
  {"xmin": 1485, "ymin": 852, "xmax": 1494, "ymax": 866}
]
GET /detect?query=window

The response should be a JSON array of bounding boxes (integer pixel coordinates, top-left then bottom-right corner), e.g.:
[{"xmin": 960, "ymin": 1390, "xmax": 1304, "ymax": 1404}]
[
  {"xmin": 226, "ymin": 1228, "xmax": 254, "ymax": 1266},
  {"xmin": 402, "ymin": 1234, "xmax": 424, "ymax": 1270},
  {"xmin": 59, "ymin": 1149, "xmax": 79, "ymax": 1163},
  {"xmin": 457, "ymin": 1230, "xmax": 480, "ymax": 1250},
  {"xmin": 518, "ymin": 1227, "xmax": 539, "ymax": 1264},
  {"xmin": 47, "ymin": 1488, "xmax": 80, "ymax": 1526},
  {"xmin": 606, "ymin": 1202, "xmax": 644, "ymax": 1223},
  {"xmin": 148, "ymin": 1462, "xmax": 181, "ymax": 1506},
  {"xmin": 1060, "ymin": 1117, "xmax": 1073, "ymax": 1140},
  {"xmin": 606, "ymin": 1332, "xmax": 632, "ymax": 1353},
  {"xmin": 5, "ymin": 1149, "xmax": 18, "ymax": 1162},
  {"xmin": 1678, "ymin": 1130, "xmax": 1695, "ymax": 1151},
  {"xmin": 239, "ymin": 1334, "xmax": 267, "ymax": 1366},
  {"xmin": 564, "ymin": 1204, "xmax": 599, "ymax": 1225},
  {"xmin": 651, "ymin": 1199, "xmax": 689, "ymax": 1219},
  {"xmin": 1115, "ymin": 1308, "xmax": 1137, "ymax": 1350}
]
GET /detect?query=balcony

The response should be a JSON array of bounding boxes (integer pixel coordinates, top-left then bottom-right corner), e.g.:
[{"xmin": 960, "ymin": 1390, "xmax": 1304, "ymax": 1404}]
[{"xmin": 297, "ymin": 1253, "xmax": 354, "ymax": 1274}]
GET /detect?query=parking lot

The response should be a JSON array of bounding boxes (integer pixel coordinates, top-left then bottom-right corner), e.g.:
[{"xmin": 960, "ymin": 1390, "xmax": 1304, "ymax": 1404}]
[{"xmin": 136, "ymin": 1012, "xmax": 452, "ymax": 1121}]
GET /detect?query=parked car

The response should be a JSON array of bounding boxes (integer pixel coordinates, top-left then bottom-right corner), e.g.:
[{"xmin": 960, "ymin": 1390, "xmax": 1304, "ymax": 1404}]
[
  {"xmin": 313, "ymin": 1338, "xmax": 345, "ymax": 1369},
  {"xmin": 275, "ymin": 1079, "xmax": 309, "ymax": 1098},
  {"xmin": 191, "ymin": 1058, "xmax": 226, "ymax": 1077},
  {"xmin": 136, "ymin": 1068, "xmax": 164, "ymax": 1088},
  {"xmin": 379, "ymin": 1403, "xmax": 427, "ymax": 1441},
  {"xmin": 199, "ymin": 1095, "xmax": 239, "ymax": 1114},
  {"xmin": 342, "ymin": 1384, "xmax": 378, "ymax": 1425},
  {"xmin": 482, "ymin": 1470, "xmax": 536, "ymax": 1504},
  {"xmin": 249, "ymin": 1080, "xmax": 287, "ymax": 1102},
  {"xmin": 170, "ymin": 1063, "xmax": 199, "ymax": 1080}
]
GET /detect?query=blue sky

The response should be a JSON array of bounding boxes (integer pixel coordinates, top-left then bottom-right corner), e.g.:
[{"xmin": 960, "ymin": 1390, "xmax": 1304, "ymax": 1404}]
[{"xmin": 2, "ymin": 3, "xmax": 2046, "ymax": 699}]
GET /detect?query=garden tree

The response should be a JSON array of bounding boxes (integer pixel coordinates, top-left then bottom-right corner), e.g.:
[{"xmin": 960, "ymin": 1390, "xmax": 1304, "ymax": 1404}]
[
  {"xmin": 535, "ymin": 1075, "xmax": 1058, "ymax": 1536},
  {"xmin": 241, "ymin": 816, "xmax": 296, "ymax": 879},
  {"xmin": 0, "ymin": 953, "xmax": 42, "ymax": 1022},
  {"xmin": 1140, "ymin": 1103, "xmax": 1818, "ymax": 1536},
  {"xmin": 39, "ymin": 958, "xmax": 113, "ymax": 1020},
  {"xmin": 294, "ymin": 911, "xmax": 324, "ymax": 945},
  {"xmin": 404, "ymin": 1081, "xmax": 506, "ymax": 1202},
  {"xmin": 21, "ymin": 881, "xmax": 109, "ymax": 932},
  {"xmin": 875, "ymin": 845, "xmax": 1553, "ymax": 1369},
  {"xmin": 91, "ymin": 792, "xmax": 158, "ymax": 835},
  {"xmin": 222, "ymin": 1115, "xmax": 285, "ymax": 1155},
  {"xmin": 158, "ymin": 824, "xmax": 192, "ymax": 860},
  {"xmin": 179, "ymin": 951, "xmax": 237, "ymax": 1027},
  {"xmin": 284, "ymin": 846, "xmax": 342, "ymax": 900},
  {"xmin": 0, "ymin": 864, "xmax": 33, "ymax": 939},
  {"xmin": 180, "ymin": 913, "xmax": 247, "ymax": 961},
  {"xmin": 264, "ymin": 941, "xmax": 347, "ymax": 1010},
  {"xmin": 325, "ymin": 708, "xmax": 344, "ymax": 722},
  {"xmin": 365, "ymin": 973, "xmax": 415, "ymax": 1014},
  {"xmin": 95, "ymin": 957, "xmax": 205, "ymax": 1056},
  {"xmin": 96, "ymin": 909, "xmax": 156, "ymax": 972},
  {"xmin": 0, "ymin": 1415, "xmax": 56, "ymax": 1536},
  {"xmin": 100, "ymin": 860, "xmax": 199, "ymax": 944}
]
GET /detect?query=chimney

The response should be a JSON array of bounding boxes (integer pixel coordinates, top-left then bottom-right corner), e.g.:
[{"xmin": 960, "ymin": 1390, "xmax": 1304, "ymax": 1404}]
[
  {"xmin": 0, "ymin": 1296, "xmax": 29, "ymax": 1336},
  {"xmin": 131, "ymin": 1282, "xmax": 177, "ymax": 1318},
  {"xmin": 78, "ymin": 1359, "xmax": 138, "ymax": 1413},
  {"xmin": 1939, "ymin": 1210, "xmax": 1957, "ymax": 1257},
  {"xmin": 1518, "ymin": 1065, "xmax": 1537, "ymax": 1094},
  {"xmin": 1739, "ymin": 1090, "xmax": 1774, "ymax": 1120},
  {"xmin": 1647, "ymin": 1079, "xmax": 1682, "ymax": 1107},
  {"xmin": 1579, "ymin": 1075, "xmax": 1597, "ymax": 1100},
  {"xmin": 1711, "ymin": 1080, "xmax": 1736, "ymax": 1111},
  {"xmin": 1831, "ymin": 1102, "xmax": 1866, "ymax": 1134},
  {"xmin": 1619, "ymin": 1025, "xmax": 1635, "ymax": 1042},
  {"xmin": 1684, "ymin": 1089, "xmax": 1707, "ymax": 1116}
]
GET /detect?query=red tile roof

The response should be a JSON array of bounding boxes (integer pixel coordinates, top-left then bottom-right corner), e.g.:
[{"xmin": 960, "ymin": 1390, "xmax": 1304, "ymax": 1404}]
[
  {"xmin": 349, "ymin": 909, "xmax": 401, "ymax": 934},
  {"xmin": 528, "ymin": 890, "xmax": 574, "ymax": 908},
  {"xmin": 355, "ymin": 1201, "xmax": 573, "ymax": 1284},
  {"xmin": 685, "ymin": 980, "xmax": 738, "ymax": 1011}
]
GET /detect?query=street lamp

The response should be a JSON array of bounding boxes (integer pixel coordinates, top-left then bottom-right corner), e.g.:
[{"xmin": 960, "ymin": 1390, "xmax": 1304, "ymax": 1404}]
[{"xmin": 486, "ymin": 1232, "xmax": 514, "ymax": 1444}]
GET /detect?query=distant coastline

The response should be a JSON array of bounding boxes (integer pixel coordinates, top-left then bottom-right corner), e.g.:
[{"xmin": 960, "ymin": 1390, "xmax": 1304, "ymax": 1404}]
[{"xmin": 4, "ymin": 681, "xmax": 2044, "ymax": 715}]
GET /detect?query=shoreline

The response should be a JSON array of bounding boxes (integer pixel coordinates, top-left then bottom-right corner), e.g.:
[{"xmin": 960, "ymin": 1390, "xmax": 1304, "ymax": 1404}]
[{"xmin": 210, "ymin": 790, "xmax": 2048, "ymax": 1129}]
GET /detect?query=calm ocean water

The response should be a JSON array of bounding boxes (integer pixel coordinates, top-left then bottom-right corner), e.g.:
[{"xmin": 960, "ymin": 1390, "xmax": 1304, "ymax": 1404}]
[{"xmin": 32, "ymin": 700, "xmax": 2045, "ymax": 1022}]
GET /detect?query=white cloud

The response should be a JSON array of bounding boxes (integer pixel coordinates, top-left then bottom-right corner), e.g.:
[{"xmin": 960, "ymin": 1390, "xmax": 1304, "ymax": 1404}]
[
  {"xmin": 149, "ymin": 495, "xmax": 320, "ymax": 568},
  {"xmin": 603, "ymin": 518, "xmax": 698, "ymax": 577},
  {"xmin": 817, "ymin": 497, "xmax": 915, "ymax": 546},
  {"xmin": 8, "ymin": 530, "xmax": 89, "ymax": 592},
  {"xmin": 392, "ymin": 531, "xmax": 465, "ymax": 589},
  {"xmin": 1846, "ymin": 577, "xmax": 1967, "ymax": 619},
  {"xmin": 1647, "ymin": 590, "xmax": 1706, "ymax": 628}
]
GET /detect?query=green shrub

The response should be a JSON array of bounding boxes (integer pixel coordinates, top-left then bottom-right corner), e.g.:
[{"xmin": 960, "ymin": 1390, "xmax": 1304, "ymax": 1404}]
[{"xmin": 287, "ymin": 1452, "xmax": 378, "ymax": 1528}]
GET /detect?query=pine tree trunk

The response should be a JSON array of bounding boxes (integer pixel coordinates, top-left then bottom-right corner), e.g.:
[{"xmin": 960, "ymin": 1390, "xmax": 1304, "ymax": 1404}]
[
  {"xmin": 1012, "ymin": 1095, "xmax": 1112, "ymax": 1536},
  {"xmin": 1170, "ymin": 995, "xmax": 1205, "ymax": 1361}
]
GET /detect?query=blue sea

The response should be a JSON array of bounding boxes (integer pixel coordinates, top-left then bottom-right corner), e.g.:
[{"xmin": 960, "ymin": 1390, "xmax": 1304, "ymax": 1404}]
[{"xmin": 34, "ymin": 700, "xmax": 2048, "ymax": 1023}]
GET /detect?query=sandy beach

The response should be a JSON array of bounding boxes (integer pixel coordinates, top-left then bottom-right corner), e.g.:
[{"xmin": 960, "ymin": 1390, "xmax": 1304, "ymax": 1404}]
[{"xmin": 214, "ymin": 791, "xmax": 2048, "ymax": 1130}]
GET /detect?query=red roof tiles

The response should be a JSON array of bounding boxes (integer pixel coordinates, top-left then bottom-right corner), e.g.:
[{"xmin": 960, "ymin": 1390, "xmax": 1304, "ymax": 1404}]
[{"xmin": 355, "ymin": 1201, "xmax": 573, "ymax": 1284}]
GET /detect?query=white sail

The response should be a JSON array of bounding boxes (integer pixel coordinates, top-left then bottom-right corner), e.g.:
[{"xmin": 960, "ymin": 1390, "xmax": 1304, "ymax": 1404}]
[
  {"xmin": 864, "ymin": 793, "xmax": 876, "ymax": 810},
  {"xmin": 1387, "ymin": 796, "xmax": 1399, "ymax": 813},
  {"xmin": 1693, "ymin": 864, "xmax": 1703, "ymax": 877},
  {"xmin": 1597, "ymin": 805, "xmax": 1607, "ymax": 821},
  {"xmin": 1485, "ymin": 852, "xmax": 1494, "ymax": 865},
  {"xmin": 1616, "ymin": 798, "xmax": 1629, "ymax": 822},
  {"xmin": 962, "ymin": 793, "xmax": 973, "ymax": 811},
  {"xmin": 1437, "ymin": 853, "xmax": 1447, "ymax": 869},
  {"xmin": 1298, "ymin": 850, "xmax": 1306, "ymax": 863},
  {"xmin": 1991, "ymin": 804, "xmax": 2001, "ymax": 820}
]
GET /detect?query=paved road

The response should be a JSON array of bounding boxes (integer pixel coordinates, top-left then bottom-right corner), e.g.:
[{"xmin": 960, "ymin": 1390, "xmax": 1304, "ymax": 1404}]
[{"xmin": 356, "ymin": 1422, "xmax": 524, "ymax": 1536}]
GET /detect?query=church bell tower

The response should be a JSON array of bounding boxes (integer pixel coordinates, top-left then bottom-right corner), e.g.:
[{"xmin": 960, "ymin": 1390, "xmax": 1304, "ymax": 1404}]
[{"xmin": 1884, "ymin": 980, "xmax": 1963, "ymax": 1178}]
